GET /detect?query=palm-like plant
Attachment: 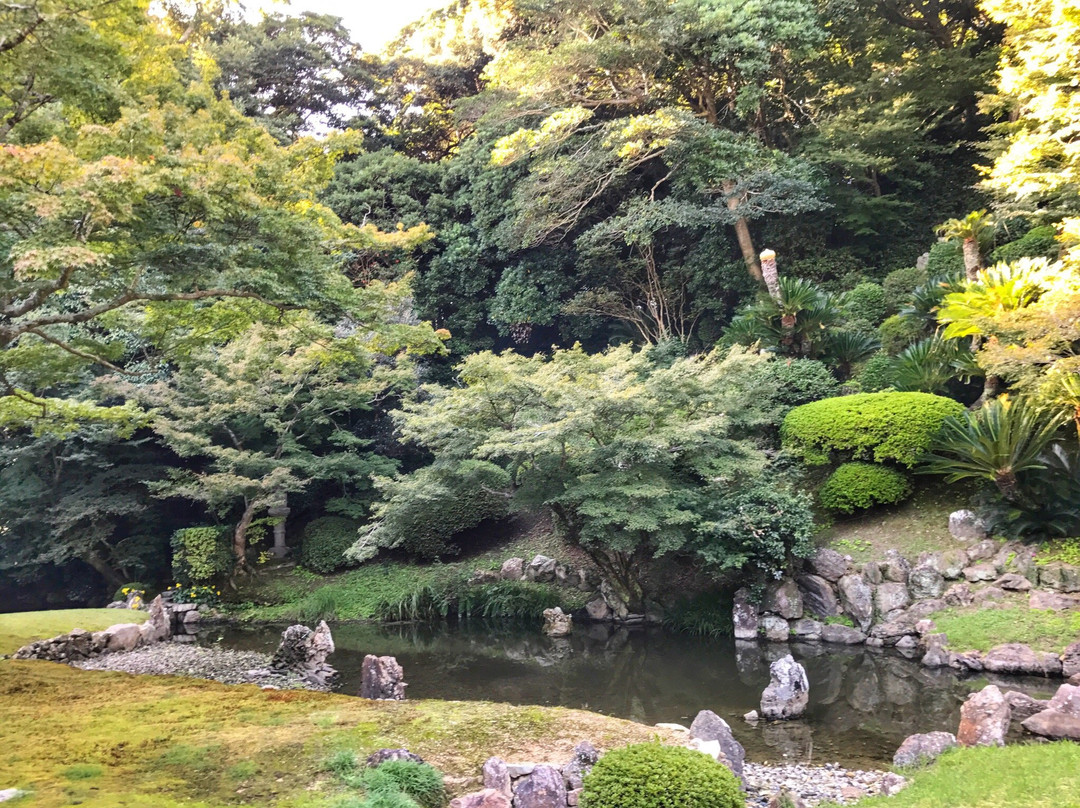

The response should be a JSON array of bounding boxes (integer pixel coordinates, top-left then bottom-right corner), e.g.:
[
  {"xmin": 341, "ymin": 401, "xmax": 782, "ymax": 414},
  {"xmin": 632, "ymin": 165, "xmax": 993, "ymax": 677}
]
[
  {"xmin": 899, "ymin": 271, "xmax": 964, "ymax": 328},
  {"xmin": 920, "ymin": 397, "xmax": 1067, "ymax": 501},
  {"xmin": 892, "ymin": 337, "xmax": 979, "ymax": 394},
  {"xmin": 937, "ymin": 259, "xmax": 1049, "ymax": 340},
  {"xmin": 825, "ymin": 330, "xmax": 881, "ymax": 379},
  {"xmin": 935, "ymin": 210, "xmax": 995, "ymax": 281},
  {"xmin": 724, "ymin": 277, "xmax": 842, "ymax": 359},
  {"xmin": 1044, "ymin": 368, "xmax": 1080, "ymax": 440}
]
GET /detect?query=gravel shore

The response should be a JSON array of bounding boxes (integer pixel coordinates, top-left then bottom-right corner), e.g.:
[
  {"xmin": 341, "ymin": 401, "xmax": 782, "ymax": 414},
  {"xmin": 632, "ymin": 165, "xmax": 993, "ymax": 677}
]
[{"xmin": 745, "ymin": 761, "xmax": 905, "ymax": 806}]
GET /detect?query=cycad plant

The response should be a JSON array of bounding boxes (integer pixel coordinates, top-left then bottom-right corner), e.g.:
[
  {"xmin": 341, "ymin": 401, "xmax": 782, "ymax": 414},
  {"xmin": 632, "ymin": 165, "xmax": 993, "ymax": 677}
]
[
  {"xmin": 824, "ymin": 330, "xmax": 881, "ymax": 379},
  {"xmin": 935, "ymin": 210, "xmax": 995, "ymax": 281},
  {"xmin": 892, "ymin": 337, "xmax": 979, "ymax": 394},
  {"xmin": 724, "ymin": 277, "xmax": 842, "ymax": 359},
  {"xmin": 937, "ymin": 259, "xmax": 1049, "ymax": 340},
  {"xmin": 920, "ymin": 397, "xmax": 1066, "ymax": 501}
]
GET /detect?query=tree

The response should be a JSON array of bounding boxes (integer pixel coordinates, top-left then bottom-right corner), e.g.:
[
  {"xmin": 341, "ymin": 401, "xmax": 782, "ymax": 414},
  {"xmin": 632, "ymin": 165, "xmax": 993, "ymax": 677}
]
[{"xmin": 936, "ymin": 210, "xmax": 995, "ymax": 281}]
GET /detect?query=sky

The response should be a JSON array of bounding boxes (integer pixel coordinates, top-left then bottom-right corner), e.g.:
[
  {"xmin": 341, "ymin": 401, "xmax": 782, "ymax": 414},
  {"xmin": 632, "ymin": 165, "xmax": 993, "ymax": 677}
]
[{"xmin": 255, "ymin": 0, "xmax": 449, "ymax": 51}]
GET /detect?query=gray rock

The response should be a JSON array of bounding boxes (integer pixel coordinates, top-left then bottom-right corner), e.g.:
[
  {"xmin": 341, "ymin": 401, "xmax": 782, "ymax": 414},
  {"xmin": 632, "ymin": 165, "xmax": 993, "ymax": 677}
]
[
  {"xmin": 542, "ymin": 607, "xmax": 572, "ymax": 637},
  {"xmin": 875, "ymin": 582, "xmax": 911, "ymax": 616},
  {"xmin": 862, "ymin": 562, "xmax": 883, "ymax": 585},
  {"xmin": 957, "ymin": 685, "xmax": 1010, "ymax": 747},
  {"xmin": 1022, "ymin": 709, "xmax": 1080, "ymax": 741},
  {"xmin": 760, "ymin": 654, "xmax": 809, "ymax": 720},
  {"xmin": 837, "ymin": 574, "xmax": 874, "ymax": 632},
  {"xmin": 943, "ymin": 582, "xmax": 975, "ymax": 607},
  {"xmin": 1004, "ymin": 691, "xmax": 1049, "ymax": 721},
  {"xmin": 143, "ymin": 595, "xmax": 171, "ymax": 642},
  {"xmin": 452, "ymin": 790, "xmax": 512, "ymax": 808},
  {"xmin": 967, "ymin": 539, "xmax": 999, "ymax": 563},
  {"xmin": 921, "ymin": 634, "xmax": 951, "ymax": 668},
  {"xmin": 561, "ymin": 742, "xmax": 598, "ymax": 790},
  {"xmin": 501, "ymin": 558, "xmax": 526, "ymax": 580},
  {"xmin": 360, "ymin": 654, "xmax": 406, "ymax": 700},
  {"xmin": 1038, "ymin": 563, "xmax": 1080, "ymax": 593},
  {"xmin": 972, "ymin": 586, "xmax": 1006, "ymax": 607},
  {"xmin": 908, "ymin": 565, "xmax": 946, "ymax": 600},
  {"xmin": 585, "ymin": 597, "xmax": 611, "ymax": 621},
  {"xmin": 733, "ymin": 588, "xmax": 760, "ymax": 640},
  {"xmin": 870, "ymin": 621, "xmax": 915, "ymax": 645},
  {"xmin": 506, "ymin": 764, "xmax": 535, "ymax": 778},
  {"xmin": 821, "ymin": 623, "xmax": 866, "ymax": 644},
  {"xmin": 949, "ymin": 510, "xmax": 988, "ymax": 540},
  {"xmin": 883, "ymin": 550, "xmax": 911, "ymax": 583},
  {"xmin": 790, "ymin": 618, "xmax": 823, "ymax": 640},
  {"xmin": 104, "ymin": 623, "xmax": 143, "ymax": 653},
  {"xmin": 767, "ymin": 790, "xmax": 808, "ymax": 808},
  {"xmin": 1030, "ymin": 590, "xmax": 1080, "ymax": 611},
  {"xmin": 963, "ymin": 563, "xmax": 999, "ymax": 583},
  {"xmin": 939, "ymin": 550, "xmax": 970, "ymax": 580},
  {"xmin": 895, "ymin": 635, "xmax": 919, "ymax": 651},
  {"xmin": 483, "ymin": 757, "xmax": 512, "ymax": 798},
  {"xmin": 761, "ymin": 615, "xmax": 791, "ymax": 643},
  {"xmin": 1062, "ymin": 641, "xmax": 1080, "ymax": 678},
  {"xmin": 689, "ymin": 709, "xmax": 746, "ymax": 779},
  {"xmin": 599, "ymin": 579, "xmax": 629, "ymax": 620},
  {"xmin": 893, "ymin": 731, "xmax": 957, "ymax": 768},
  {"xmin": 763, "ymin": 579, "xmax": 803, "ymax": 620},
  {"xmin": 809, "ymin": 547, "xmax": 849, "ymax": 582},
  {"xmin": 513, "ymin": 764, "xmax": 566, "ymax": 808},
  {"xmin": 995, "ymin": 573, "xmax": 1031, "ymax": 591},
  {"xmin": 525, "ymin": 555, "xmax": 558, "ymax": 583},
  {"xmin": 367, "ymin": 749, "xmax": 424, "ymax": 766},
  {"xmin": 797, "ymin": 574, "xmax": 840, "ymax": 619}
]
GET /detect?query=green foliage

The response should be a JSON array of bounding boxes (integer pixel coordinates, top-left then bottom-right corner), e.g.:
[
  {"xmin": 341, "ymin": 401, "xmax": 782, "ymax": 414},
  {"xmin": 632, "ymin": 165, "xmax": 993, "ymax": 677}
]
[
  {"xmin": 324, "ymin": 749, "xmax": 359, "ymax": 777},
  {"xmin": 168, "ymin": 584, "xmax": 221, "ymax": 607},
  {"xmin": 285, "ymin": 587, "xmax": 341, "ymax": 623},
  {"xmin": 878, "ymin": 314, "xmax": 927, "ymax": 355},
  {"xmin": 361, "ymin": 761, "xmax": 445, "ymax": 808},
  {"xmin": 891, "ymin": 337, "xmax": 979, "ymax": 394},
  {"xmin": 1038, "ymin": 537, "xmax": 1080, "ymax": 567},
  {"xmin": 991, "ymin": 226, "xmax": 1060, "ymax": 264},
  {"xmin": 63, "ymin": 764, "xmax": 104, "ymax": 780},
  {"xmin": 356, "ymin": 793, "xmax": 421, "ymax": 808},
  {"xmin": 170, "ymin": 527, "xmax": 231, "ymax": 585},
  {"xmin": 374, "ymin": 579, "xmax": 566, "ymax": 623},
  {"xmin": 664, "ymin": 593, "xmax": 732, "ymax": 637},
  {"xmin": 744, "ymin": 358, "xmax": 841, "ymax": 414},
  {"xmin": 882, "ymin": 267, "xmax": 928, "ymax": 310},
  {"xmin": 300, "ymin": 517, "xmax": 361, "ymax": 574},
  {"xmin": 842, "ymin": 283, "xmax": 888, "ymax": 326},
  {"xmin": 782, "ymin": 392, "xmax": 966, "ymax": 467},
  {"xmin": 580, "ymin": 742, "xmax": 742, "ymax": 808},
  {"xmin": 925, "ymin": 241, "xmax": 966, "ymax": 278},
  {"xmin": 819, "ymin": 463, "xmax": 913, "ymax": 514},
  {"xmin": 724, "ymin": 277, "xmax": 843, "ymax": 359},
  {"xmin": 113, "ymin": 583, "xmax": 147, "ymax": 602},
  {"xmin": 853, "ymin": 352, "xmax": 895, "ymax": 393}
]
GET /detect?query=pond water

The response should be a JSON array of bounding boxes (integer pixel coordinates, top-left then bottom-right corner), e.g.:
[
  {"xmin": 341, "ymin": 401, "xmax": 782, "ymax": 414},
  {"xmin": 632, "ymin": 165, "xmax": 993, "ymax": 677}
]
[{"xmin": 206, "ymin": 621, "xmax": 1056, "ymax": 769}]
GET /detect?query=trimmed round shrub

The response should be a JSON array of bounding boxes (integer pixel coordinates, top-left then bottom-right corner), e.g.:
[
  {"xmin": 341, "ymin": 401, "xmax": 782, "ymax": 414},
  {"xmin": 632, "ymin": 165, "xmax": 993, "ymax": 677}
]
[
  {"xmin": 580, "ymin": 743, "xmax": 742, "ymax": 808},
  {"xmin": 853, "ymin": 352, "xmax": 894, "ymax": 393},
  {"xmin": 781, "ymin": 392, "xmax": 965, "ymax": 468},
  {"xmin": 819, "ymin": 462, "xmax": 913, "ymax": 513},
  {"xmin": 361, "ymin": 761, "xmax": 445, "ymax": 808},
  {"xmin": 301, "ymin": 517, "xmax": 361, "ymax": 574},
  {"xmin": 991, "ymin": 225, "xmax": 1059, "ymax": 264},
  {"xmin": 843, "ymin": 282, "xmax": 888, "ymax": 326},
  {"xmin": 882, "ymin": 266, "xmax": 927, "ymax": 309},
  {"xmin": 925, "ymin": 240, "xmax": 965, "ymax": 278},
  {"xmin": 878, "ymin": 314, "xmax": 925, "ymax": 355}
]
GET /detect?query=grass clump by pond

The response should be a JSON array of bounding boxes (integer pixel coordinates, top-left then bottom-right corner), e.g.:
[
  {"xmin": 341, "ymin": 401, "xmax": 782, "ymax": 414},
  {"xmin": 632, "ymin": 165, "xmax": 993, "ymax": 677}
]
[
  {"xmin": 839, "ymin": 743, "xmax": 1080, "ymax": 808},
  {"xmin": 932, "ymin": 606, "xmax": 1080, "ymax": 654},
  {"xmin": 0, "ymin": 609, "xmax": 148, "ymax": 655}
]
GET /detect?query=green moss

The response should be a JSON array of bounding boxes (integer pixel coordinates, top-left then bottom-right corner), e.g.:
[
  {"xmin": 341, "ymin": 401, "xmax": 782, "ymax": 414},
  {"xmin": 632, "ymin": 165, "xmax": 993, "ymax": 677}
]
[
  {"xmin": 838, "ymin": 743, "xmax": 1080, "ymax": 808},
  {"xmin": 933, "ymin": 607, "xmax": 1080, "ymax": 654},
  {"xmin": 62, "ymin": 764, "xmax": 104, "ymax": 780},
  {"xmin": 0, "ymin": 609, "xmax": 149, "ymax": 655}
]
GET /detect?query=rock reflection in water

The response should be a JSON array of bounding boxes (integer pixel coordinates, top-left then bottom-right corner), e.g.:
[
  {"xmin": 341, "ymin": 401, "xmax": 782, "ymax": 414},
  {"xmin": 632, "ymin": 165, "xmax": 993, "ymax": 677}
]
[{"xmin": 206, "ymin": 622, "xmax": 1050, "ymax": 769}]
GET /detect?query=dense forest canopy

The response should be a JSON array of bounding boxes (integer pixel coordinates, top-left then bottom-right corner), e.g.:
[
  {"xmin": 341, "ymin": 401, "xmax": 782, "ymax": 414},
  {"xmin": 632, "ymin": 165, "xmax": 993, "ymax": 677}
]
[{"xmin": 1, "ymin": 0, "xmax": 1078, "ymax": 608}]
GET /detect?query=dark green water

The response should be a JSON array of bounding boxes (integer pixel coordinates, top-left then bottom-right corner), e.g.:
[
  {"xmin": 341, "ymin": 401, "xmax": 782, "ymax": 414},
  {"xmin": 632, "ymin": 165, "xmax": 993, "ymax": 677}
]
[{"xmin": 207, "ymin": 622, "xmax": 1056, "ymax": 769}]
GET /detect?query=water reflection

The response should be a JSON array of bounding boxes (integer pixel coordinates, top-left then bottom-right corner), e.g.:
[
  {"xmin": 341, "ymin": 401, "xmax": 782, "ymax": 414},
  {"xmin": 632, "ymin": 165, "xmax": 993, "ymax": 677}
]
[{"xmin": 206, "ymin": 621, "xmax": 1054, "ymax": 768}]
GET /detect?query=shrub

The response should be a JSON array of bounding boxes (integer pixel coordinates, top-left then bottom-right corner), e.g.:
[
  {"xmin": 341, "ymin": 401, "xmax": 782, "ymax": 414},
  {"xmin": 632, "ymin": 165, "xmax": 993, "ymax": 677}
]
[
  {"xmin": 113, "ymin": 582, "xmax": 148, "ymax": 602},
  {"xmin": 171, "ymin": 526, "xmax": 231, "ymax": 584},
  {"xmin": 580, "ymin": 742, "xmax": 742, "ymax": 808},
  {"xmin": 301, "ymin": 517, "xmax": 361, "ymax": 574},
  {"xmin": 842, "ymin": 282, "xmax": 888, "ymax": 326},
  {"xmin": 744, "ymin": 358, "xmax": 841, "ymax": 414},
  {"xmin": 819, "ymin": 462, "xmax": 913, "ymax": 513},
  {"xmin": 925, "ymin": 240, "xmax": 965, "ymax": 278},
  {"xmin": 882, "ymin": 266, "xmax": 927, "ymax": 308},
  {"xmin": 878, "ymin": 314, "xmax": 925, "ymax": 355},
  {"xmin": 782, "ymin": 392, "xmax": 965, "ymax": 467},
  {"xmin": 664, "ymin": 592, "xmax": 732, "ymax": 637},
  {"xmin": 991, "ymin": 225, "xmax": 1059, "ymax": 264},
  {"xmin": 362, "ymin": 761, "xmax": 445, "ymax": 808},
  {"xmin": 852, "ymin": 352, "xmax": 894, "ymax": 393}
]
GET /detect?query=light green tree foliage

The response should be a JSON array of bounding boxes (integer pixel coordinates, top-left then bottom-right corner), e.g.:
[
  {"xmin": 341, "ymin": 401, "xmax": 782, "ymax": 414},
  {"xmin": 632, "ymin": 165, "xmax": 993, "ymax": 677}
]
[
  {"xmin": 355, "ymin": 346, "xmax": 813, "ymax": 609},
  {"xmin": 121, "ymin": 308, "xmax": 443, "ymax": 573}
]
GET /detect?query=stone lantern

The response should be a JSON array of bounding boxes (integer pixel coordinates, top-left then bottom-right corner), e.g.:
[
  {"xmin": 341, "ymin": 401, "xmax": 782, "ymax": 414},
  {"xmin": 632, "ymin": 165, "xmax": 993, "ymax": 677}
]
[{"xmin": 268, "ymin": 494, "xmax": 291, "ymax": 558}]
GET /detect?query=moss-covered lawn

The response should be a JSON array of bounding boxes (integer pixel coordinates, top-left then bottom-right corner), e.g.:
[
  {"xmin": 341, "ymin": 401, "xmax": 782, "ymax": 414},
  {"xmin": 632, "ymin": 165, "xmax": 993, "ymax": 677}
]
[
  {"xmin": 932, "ymin": 606, "xmax": 1080, "ymax": 654},
  {"xmin": 0, "ymin": 609, "xmax": 148, "ymax": 655},
  {"xmin": 843, "ymin": 743, "xmax": 1080, "ymax": 808},
  {"xmin": 0, "ymin": 661, "xmax": 668, "ymax": 807}
]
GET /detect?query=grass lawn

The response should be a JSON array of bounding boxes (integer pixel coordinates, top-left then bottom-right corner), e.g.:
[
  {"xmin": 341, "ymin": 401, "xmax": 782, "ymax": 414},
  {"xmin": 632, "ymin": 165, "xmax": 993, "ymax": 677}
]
[
  {"xmin": 0, "ymin": 661, "xmax": 668, "ymax": 807},
  {"xmin": 842, "ymin": 743, "xmax": 1080, "ymax": 808},
  {"xmin": 0, "ymin": 609, "xmax": 148, "ymax": 655},
  {"xmin": 818, "ymin": 484, "xmax": 973, "ymax": 563},
  {"xmin": 932, "ymin": 606, "xmax": 1080, "ymax": 654}
]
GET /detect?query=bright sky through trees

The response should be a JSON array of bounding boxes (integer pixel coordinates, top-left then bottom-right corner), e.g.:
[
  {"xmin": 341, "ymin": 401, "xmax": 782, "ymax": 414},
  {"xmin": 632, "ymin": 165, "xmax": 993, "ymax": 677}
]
[{"xmin": 258, "ymin": 0, "xmax": 447, "ymax": 50}]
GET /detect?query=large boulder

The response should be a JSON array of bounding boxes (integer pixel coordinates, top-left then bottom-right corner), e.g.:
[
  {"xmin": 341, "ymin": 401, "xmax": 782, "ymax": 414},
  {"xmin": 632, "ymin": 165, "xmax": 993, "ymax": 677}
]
[
  {"xmin": 938, "ymin": 550, "xmax": 970, "ymax": 580},
  {"xmin": 1004, "ymin": 691, "xmax": 1050, "ymax": 722},
  {"xmin": 1030, "ymin": 590, "xmax": 1080, "ymax": 611},
  {"xmin": 501, "ymin": 558, "xmax": 525, "ymax": 581},
  {"xmin": 512, "ymin": 764, "xmax": 566, "ymax": 808},
  {"xmin": 821, "ymin": 623, "xmax": 866, "ymax": 645},
  {"xmin": 584, "ymin": 597, "xmax": 611, "ymax": 622},
  {"xmin": 963, "ymin": 564, "xmax": 999, "ymax": 583},
  {"xmin": 809, "ymin": 547, "xmax": 849, "ymax": 582},
  {"xmin": 542, "ymin": 607, "xmax": 572, "ymax": 637},
  {"xmin": 957, "ymin": 685, "xmax": 1010, "ymax": 747},
  {"xmin": 483, "ymin": 757, "xmax": 512, "ymax": 798},
  {"xmin": 763, "ymin": 579, "xmax": 803, "ymax": 620},
  {"xmin": 893, "ymin": 732, "xmax": 957, "ymax": 768},
  {"xmin": 360, "ymin": 655, "xmax": 406, "ymax": 700},
  {"xmin": 797, "ymin": 575, "xmax": 840, "ymax": 618},
  {"xmin": 761, "ymin": 615, "xmax": 791, "ymax": 643},
  {"xmin": 561, "ymin": 742, "xmax": 599, "ymax": 791},
  {"xmin": 525, "ymin": 555, "xmax": 558, "ymax": 583},
  {"xmin": 949, "ymin": 510, "xmax": 988, "ymax": 540},
  {"xmin": 689, "ymin": 710, "xmax": 746, "ymax": 779},
  {"xmin": 921, "ymin": 634, "xmax": 951, "ymax": 668},
  {"xmin": 995, "ymin": 573, "xmax": 1032, "ymax": 591},
  {"xmin": 760, "ymin": 654, "xmax": 809, "ymax": 720},
  {"xmin": 270, "ymin": 621, "xmax": 337, "ymax": 688},
  {"xmin": 451, "ymin": 790, "xmax": 512, "ymax": 808},
  {"xmin": 790, "ymin": 618, "xmax": 823, "ymax": 640},
  {"xmin": 142, "ymin": 595, "xmax": 171, "ymax": 643},
  {"xmin": 103, "ymin": 623, "xmax": 143, "ymax": 653},
  {"xmin": 966, "ymin": 539, "xmax": 999, "ymax": 563},
  {"xmin": 1022, "ymin": 684, "xmax": 1080, "ymax": 741},
  {"xmin": 837, "ymin": 574, "xmax": 874, "ymax": 633},
  {"xmin": 883, "ymin": 550, "xmax": 911, "ymax": 583},
  {"xmin": 908, "ymin": 565, "xmax": 946, "ymax": 600},
  {"xmin": 1062, "ymin": 641, "xmax": 1080, "ymax": 679},
  {"xmin": 943, "ymin": 582, "xmax": 975, "ymax": 607},
  {"xmin": 733, "ymin": 588, "xmax": 760, "ymax": 640},
  {"xmin": 982, "ymin": 643, "xmax": 1063, "ymax": 677},
  {"xmin": 1038, "ymin": 563, "xmax": 1080, "ymax": 593},
  {"xmin": 875, "ymin": 582, "xmax": 911, "ymax": 616}
]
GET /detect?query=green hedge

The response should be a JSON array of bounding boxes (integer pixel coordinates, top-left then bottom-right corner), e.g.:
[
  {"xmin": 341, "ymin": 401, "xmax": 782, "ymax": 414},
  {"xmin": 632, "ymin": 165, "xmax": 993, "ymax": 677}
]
[
  {"xmin": 991, "ymin": 225, "xmax": 1059, "ymax": 264},
  {"xmin": 171, "ymin": 526, "xmax": 231, "ymax": 584},
  {"xmin": 580, "ymin": 743, "xmax": 741, "ymax": 808},
  {"xmin": 819, "ymin": 462, "xmax": 913, "ymax": 513},
  {"xmin": 882, "ymin": 266, "xmax": 927, "ymax": 307},
  {"xmin": 781, "ymin": 391, "xmax": 965, "ymax": 467},
  {"xmin": 843, "ymin": 282, "xmax": 888, "ymax": 326},
  {"xmin": 878, "ymin": 314, "xmax": 926, "ymax": 355},
  {"xmin": 301, "ymin": 517, "xmax": 361, "ymax": 574},
  {"xmin": 853, "ymin": 352, "xmax": 894, "ymax": 393}
]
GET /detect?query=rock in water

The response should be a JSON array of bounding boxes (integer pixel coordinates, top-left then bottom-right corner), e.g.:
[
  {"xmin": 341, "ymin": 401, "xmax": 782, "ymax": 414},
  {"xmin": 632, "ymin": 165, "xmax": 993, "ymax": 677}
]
[
  {"xmin": 142, "ymin": 595, "xmax": 171, "ymax": 643},
  {"xmin": 957, "ymin": 685, "xmax": 1010, "ymax": 747},
  {"xmin": 270, "ymin": 622, "xmax": 337, "ymax": 688},
  {"xmin": 1021, "ymin": 683, "xmax": 1080, "ymax": 741},
  {"xmin": 512, "ymin": 764, "xmax": 565, "ymax": 808},
  {"xmin": 542, "ymin": 607, "xmax": 573, "ymax": 636},
  {"xmin": 689, "ymin": 709, "xmax": 746, "ymax": 779},
  {"xmin": 360, "ymin": 654, "xmax": 407, "ymax": 700},
  {"xmin": 271, "ymin": 625, "xmax": 314, "ymax": 671},
  {"xmin": 760, "ymin": 654, "xmax": 809, "ymax": 720},
  {"xmin": 733, "ymin": 588, "xmax": 760, "ymax": 640},
  {"xmin": 893, "ymin": 732, "xmax": 957, "ymax": 768}
]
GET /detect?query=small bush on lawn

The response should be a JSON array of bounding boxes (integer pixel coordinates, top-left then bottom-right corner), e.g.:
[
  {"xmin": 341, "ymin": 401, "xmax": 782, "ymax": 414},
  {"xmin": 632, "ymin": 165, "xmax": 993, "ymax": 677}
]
[
  {"xmin": 301, "ymin": 517, "xmax": 361, "ymax": 574},
  {"xmin": 361, "ymin": 760, "xmax": 445, "ymax": 808},
  {"xmin": 580, "ymin": 742, "xmax": 742, "ymax": 808},
  {"xmin": 819, "ymin": 462, "xmax": 913, "ymax": 513}
]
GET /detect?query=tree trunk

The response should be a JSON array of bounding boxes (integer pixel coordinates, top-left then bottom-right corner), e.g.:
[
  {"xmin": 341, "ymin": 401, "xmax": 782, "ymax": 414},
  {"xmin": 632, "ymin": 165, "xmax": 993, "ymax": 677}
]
[
  {"xmin": 962, "ymin": 237, "xmax": 982, "ymax": 282},
  {"xmin": 723, "ymin": 181, "xmax": 762, "ymax": 283},
  {"xmin": 587, "ymin": 548, "xmax": 647, "ymax": 613},
  {"xmin": 233, "ymin": 499, "xmax": 259, "ymax": 574},
  {"xmin": 84, "ymin": 550, "xmax": 124, "ymax": 592}
]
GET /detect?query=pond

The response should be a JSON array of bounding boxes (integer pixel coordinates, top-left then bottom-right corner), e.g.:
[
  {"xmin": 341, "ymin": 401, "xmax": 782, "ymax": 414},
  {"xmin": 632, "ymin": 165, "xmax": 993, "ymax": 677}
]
[{"xmin": 205, "ymin": 621, "xmax": 1056, "ymax": 769}]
